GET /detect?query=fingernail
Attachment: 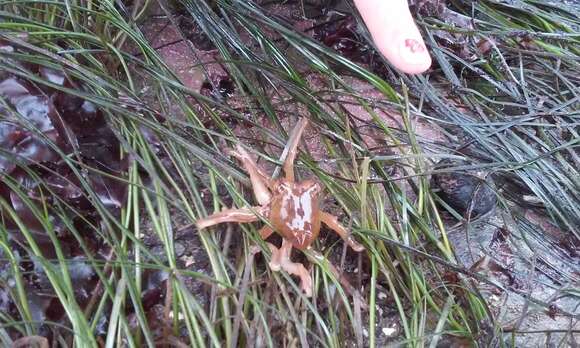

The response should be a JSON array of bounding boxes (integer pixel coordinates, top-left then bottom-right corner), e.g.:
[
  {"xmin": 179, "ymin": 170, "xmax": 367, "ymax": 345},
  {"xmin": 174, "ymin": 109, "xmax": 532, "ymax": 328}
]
[
  {"xmin": 404, "ymin": 39, "xmax": 426, "ymax": 53},
  {"xmin": 398, "ymin": 38, "xmax": 431, "ymax": 70}
]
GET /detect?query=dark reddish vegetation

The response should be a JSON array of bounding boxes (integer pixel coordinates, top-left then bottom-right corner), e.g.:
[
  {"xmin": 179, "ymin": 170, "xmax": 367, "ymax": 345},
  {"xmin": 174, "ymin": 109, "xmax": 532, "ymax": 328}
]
[
  {"xmin": 312, "ymin": 13, "xmax": 397, "ymax": 79},
  {"xmin": 314, "ymin": 15, "xmax": 373, "ymax": 64},
  {"xmin": 0, "ymin": 51, "xmax": 124, "ymax": 245},
  {"xmin": 0, "ymin": 41, "xmax": 168, "ymax": 342},
  {"xmin": 558, "ymin": 234, "xmax": 579, "ymax": 259}
]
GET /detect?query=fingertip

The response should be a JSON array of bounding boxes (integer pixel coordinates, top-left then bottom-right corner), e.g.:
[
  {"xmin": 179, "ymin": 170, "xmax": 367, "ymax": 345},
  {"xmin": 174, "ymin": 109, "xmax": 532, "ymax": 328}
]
[
  {"xmin": 354, "ymin": 0, "xmax": 432, "ymax": 75},
  {"xmin": 397, "ymin": 38, "xmax": 433, "ymax": 74},
  {"xmin": 373, "ymin": 31, "xmax": 432, "ymax": 75}
]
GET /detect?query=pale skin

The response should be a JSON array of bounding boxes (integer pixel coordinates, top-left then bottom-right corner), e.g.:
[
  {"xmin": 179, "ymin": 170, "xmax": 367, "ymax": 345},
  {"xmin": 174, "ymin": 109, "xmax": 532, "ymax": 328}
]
[
  {"xmin": 354, "ymin": 0, "xmax": 432, "ymax": 74},
  {"xmin": 196, "ymin": 118, "xmax": 364, "ymax": 297}
]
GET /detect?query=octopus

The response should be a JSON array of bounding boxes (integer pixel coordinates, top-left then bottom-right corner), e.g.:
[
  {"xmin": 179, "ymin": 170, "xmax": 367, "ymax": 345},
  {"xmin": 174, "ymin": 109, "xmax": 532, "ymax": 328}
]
[{"xmin": 196, "ymin": 118, "xmax": 365, "ymax": 297}]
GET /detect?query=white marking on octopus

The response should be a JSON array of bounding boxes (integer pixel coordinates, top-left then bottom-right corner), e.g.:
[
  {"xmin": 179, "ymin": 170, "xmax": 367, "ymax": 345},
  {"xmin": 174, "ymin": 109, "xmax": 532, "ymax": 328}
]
[
  {"xmin": 280, "ymin": 201, "xmax": 288, "ymax": 220},
  {"xmin": 289, "ymin": 186, "xmax": 316, "ymax": 231}
]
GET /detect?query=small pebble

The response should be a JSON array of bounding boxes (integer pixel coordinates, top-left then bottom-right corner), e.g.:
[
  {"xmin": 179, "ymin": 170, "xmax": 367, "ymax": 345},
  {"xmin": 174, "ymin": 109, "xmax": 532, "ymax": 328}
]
[
  {"xmin": 169, "ymin": 311, "xmax": 185, "ymax": 321},
  {"xmin": 181, "ymin": 255, "xmax": 195, "ymax": 267},
  {"xmin": 431, "ymin": 159, "xmax": 496, "ymax": 217},
  {"xmin": 382, "ymin": 326, "xmax": 396, "ymax": 337},
  {"xmin": 174, "ymin": 242, "xmax": 185, "ymax": 257}
]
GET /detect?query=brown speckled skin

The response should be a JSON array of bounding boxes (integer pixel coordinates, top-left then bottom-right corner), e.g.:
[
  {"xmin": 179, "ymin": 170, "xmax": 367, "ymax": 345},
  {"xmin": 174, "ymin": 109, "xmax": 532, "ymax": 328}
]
[{"xmin": 269, "ymin": 179, "xmax": 322, "ymax": 250}]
